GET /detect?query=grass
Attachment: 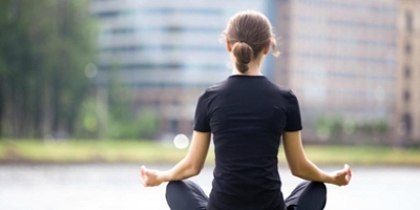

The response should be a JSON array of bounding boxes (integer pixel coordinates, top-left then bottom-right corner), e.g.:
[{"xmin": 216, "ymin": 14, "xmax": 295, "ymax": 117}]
[
  {"xmin": 297, "ymin": 145, "xmax": 420, "ymax": 166},
  {"xmin": 0, "ymin": 140, "xmax": 187, "ymax": 163},
  {"xmin": 0, "ymin": 139, "xmax": 419, "ymax": 165}
]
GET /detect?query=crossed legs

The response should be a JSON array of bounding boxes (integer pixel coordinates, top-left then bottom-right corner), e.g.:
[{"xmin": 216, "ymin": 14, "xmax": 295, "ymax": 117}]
[
  {"xmin": 166, "ymin": 180, "xmax": 326, "ymax": 210},
  {"xmin": 166, "ymin": 180, "xmax": 208, "ymax": 210},
  {"xmin": 284, "ymin": 181, "xmax": 327, "ymax": 210}
]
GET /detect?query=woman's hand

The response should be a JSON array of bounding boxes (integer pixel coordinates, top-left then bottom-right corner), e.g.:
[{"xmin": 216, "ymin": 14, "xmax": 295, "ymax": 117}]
[
  {"xmin": 330, "ymin": 164, "xmax": 352, "ymax": 186},
  {"xmin": 140, "ymin": 165, "xmax": 164, "ymax": 187}
]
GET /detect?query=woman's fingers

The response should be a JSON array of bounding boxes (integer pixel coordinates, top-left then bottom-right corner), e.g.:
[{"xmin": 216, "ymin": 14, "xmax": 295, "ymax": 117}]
[
  {"xmin": 344, "ymin": 164, "xmax": 352, "ymax": 183},
  {"xmin": 139, "ymin": 166, "xmax": 163, "ymax": 187},
  {"xmin": 139, "ymin": 176, "xmax": 146, "ymax": 186},
  {"xmin": 332, "ymin": 164, "xmax": 352, "ymax": 186},
  {"xmin": 337, "ymin": 168, "xmax": 347, "ymax": 176},
  {"xmin": 329, "ymin": 164, "xmax": 352, "ymax": 186},
  {"xmin": 344, "ymin": 164, "xmax": 350, "ymax": 170},
  {"xmin": 346, "ymin": 170, "xmax": 352, "ymax": 182},
  {"xmin": 140, "ymin": 165, "xmax": 150, "ymax": 187}
]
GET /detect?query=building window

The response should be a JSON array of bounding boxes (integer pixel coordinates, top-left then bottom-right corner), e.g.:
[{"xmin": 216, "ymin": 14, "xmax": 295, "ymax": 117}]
[
  {"xmin": 405, "ymin": 66, "xmax": 411, "ymax": 78},
  {"xmin": 405, "ymin": 42, "xmax": 412, "ymax": 55},
  {"xmin": 405, "ymin": 11, "xmax": 413, "ymax": 33},
  {"xmin": 402, "ymin": 113, "xmax": 412, "ymax": 135},
  {"xmin": 404, "ymin": 90, "xmax": 410, "ymax": 102},
  {"xmin": 154, "ymin": 100, "xmax": 161, "ymax": 112},
  {"xmin": 170, "ymin": 119, "xmax": 179, "ymax": 133}
]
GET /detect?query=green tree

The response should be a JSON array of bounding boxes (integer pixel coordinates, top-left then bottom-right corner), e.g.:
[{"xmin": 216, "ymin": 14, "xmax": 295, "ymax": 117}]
[{"xmin": 0, "ymin": 0, "xmax": 98, "ymax": 138}]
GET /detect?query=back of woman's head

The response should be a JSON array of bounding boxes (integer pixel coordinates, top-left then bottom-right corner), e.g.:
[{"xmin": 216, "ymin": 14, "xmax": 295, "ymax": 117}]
[{"xmin": 224, "ymin": 11, "xmax": 279, "ymax": 73}]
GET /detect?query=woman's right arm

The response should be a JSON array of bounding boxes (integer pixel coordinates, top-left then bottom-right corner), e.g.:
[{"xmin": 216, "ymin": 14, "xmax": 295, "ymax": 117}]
[{"xmin": 283, "ymin": 131, "xmax": 352, "ymax": 186}]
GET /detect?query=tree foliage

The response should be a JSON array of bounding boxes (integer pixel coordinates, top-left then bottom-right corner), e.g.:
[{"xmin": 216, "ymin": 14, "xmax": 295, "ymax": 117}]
[{"xmin": 0, "ymin": 0, "xmax": 98, "ymax": 138}]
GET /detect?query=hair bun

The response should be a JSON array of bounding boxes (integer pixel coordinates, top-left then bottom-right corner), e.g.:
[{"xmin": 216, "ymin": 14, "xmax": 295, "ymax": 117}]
[{"xmin": 232, "ymin": 42, "xmax": 253, "ymax": 73}]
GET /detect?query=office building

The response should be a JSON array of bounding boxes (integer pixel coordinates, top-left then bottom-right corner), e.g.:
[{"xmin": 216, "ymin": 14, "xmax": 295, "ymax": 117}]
[
  {"xmin": 274, "ymin": 0, "xmax": 398, "ymax": 141},
  {"xmin": 396, "ymin": 0, "xmax": 420, "ymax": 145}
]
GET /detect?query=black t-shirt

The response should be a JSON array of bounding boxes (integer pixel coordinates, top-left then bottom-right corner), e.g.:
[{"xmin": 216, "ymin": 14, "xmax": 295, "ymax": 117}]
[{"xmin": 194, "ymin": 75, "xmax": 302, "ymax": 210}]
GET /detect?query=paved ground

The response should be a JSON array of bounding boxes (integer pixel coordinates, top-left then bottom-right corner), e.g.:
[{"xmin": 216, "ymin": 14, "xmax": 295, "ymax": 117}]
[{"xmin": 0, "ymin": 164, "xmax": 419, "ymax": 210}]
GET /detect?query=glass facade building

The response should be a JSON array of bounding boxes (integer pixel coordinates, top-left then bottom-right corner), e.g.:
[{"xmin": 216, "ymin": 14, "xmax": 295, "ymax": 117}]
[{"xmin": 90, "ymin": 0, "xmax": 274, "ymax": 135}]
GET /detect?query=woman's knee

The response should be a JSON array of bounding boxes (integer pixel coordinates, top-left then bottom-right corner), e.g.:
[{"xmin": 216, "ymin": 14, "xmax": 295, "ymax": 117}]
[
  {"xmin": 166, "ymin": 180, "xmax": 208, "ymax": 210},
  {"xmin": 166, "ymin": 181, "xmax": 187, "ymax": 206},
  {"xmin": 309, "ymin": 182, "xmax": 326, "ymax": 194},
  {"xmin": 294, "ymin": 181, "xmax": 326, "ymax": 193},
  {"xmin": 166, "ymin": 181, "xmax": 185, "ymax": 193}
]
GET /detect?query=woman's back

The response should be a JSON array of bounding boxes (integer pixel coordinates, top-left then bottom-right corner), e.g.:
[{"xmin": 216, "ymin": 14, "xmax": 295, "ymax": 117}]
[
  {"xmin": 194, "ymin": 75, "xmax": 302, "ymax": 209},
  {"xmin": 140, "ymin": 10, "xmax": 351, "ymax": 210}
]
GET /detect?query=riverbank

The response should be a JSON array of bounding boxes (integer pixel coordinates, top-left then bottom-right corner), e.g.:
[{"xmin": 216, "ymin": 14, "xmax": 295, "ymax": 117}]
[{"xmin": 1, "ymin": 140, "xmax": 419, "ymax": 165}]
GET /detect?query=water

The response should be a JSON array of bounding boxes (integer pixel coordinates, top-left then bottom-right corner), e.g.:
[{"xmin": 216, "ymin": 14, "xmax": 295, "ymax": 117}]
[{"xmin": 0, "ymin": 164, "xmax": 419, "ymax": 210}]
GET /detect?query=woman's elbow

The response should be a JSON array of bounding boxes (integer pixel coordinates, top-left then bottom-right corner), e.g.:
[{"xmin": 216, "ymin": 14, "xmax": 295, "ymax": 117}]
[
  {"xmin": 190, "ymin": 165, "xmax": 203, "ymax": 176},
  {"xmin": 290, "ymin": 167, "xmax": 303, "ymax": 177},
  {"xmin": 289, "ymin": 164, "xmax": 307, "ymax": 178}
]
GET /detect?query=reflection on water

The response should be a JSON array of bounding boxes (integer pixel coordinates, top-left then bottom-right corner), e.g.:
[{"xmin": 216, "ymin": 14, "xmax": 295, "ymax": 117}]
[{"xmin": 0, "ymin": 164, "xmax": 419, "ymax": 210}]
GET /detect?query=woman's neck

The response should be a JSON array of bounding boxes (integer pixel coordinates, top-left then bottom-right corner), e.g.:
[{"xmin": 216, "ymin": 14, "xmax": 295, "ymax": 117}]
[{"xmin": 231, "ymin": 55, "xmax": 264, "ymax": 76}]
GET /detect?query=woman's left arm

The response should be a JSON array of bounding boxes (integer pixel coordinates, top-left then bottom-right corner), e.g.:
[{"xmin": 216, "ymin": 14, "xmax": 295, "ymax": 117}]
[{"xmin": 140, "ymin": 131, "xmax": 211, "ymax": 187}]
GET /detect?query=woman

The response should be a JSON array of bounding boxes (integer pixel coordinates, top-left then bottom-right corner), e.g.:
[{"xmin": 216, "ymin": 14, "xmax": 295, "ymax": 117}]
[{"xmin": 140, "ymin": 10, "xmax": 352, "ymax": 210}]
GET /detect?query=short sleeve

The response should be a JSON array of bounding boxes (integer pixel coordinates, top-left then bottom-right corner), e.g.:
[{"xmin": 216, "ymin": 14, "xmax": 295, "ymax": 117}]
[
  {"xmin": 284, "ymin": 90, "xmax": 303, "ymax": 131},
  {"xmin": 193, "ymin": 91, "xmax": 211, "ymax": 132}
]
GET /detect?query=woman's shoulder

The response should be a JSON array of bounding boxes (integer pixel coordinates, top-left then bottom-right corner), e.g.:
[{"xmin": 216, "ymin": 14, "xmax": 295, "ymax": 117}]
[
  {"xmin": 268, "ymin": 81, "xmax": 295, "ymax": 96},
  {"xmin": 203, "ymin": 79, "xmax": 228, "ymax": 94}
]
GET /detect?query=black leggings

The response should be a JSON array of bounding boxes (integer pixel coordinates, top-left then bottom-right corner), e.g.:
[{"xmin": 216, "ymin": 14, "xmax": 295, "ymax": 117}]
[{"xmin": 166, "ymin": 180, "xmax": 326, "ymax": 210}]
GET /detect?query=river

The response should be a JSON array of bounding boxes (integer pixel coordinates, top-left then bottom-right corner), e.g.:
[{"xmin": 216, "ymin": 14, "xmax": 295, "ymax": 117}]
[{"xmin": 0, "ymin": 164, "xmax": 419, "ymax": 210}]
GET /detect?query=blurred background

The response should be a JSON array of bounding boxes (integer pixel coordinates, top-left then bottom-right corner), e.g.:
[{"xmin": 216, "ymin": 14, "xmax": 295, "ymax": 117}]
[{"xmin": 0, "ymin": 0, "xmax": 420, "ymax": 209}]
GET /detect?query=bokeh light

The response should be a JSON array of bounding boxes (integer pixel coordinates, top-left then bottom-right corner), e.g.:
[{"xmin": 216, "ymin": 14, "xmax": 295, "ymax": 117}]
[{"xmin": 173, "ymin": 134, "xmax": 189, "ymax": 149}]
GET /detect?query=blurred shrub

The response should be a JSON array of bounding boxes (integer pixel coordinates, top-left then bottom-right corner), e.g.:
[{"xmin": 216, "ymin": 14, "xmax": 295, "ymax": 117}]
[
  {"xmin": 107, "ymin": 79, "xmax": 160, "ymax": 140},
  {"xmin": 108, "ymin": 108, "xmax": 159, "ymax": 140},
  {"xmin": 75, "ymin": 94, "xmax": 160, "ymax": 140},
  {"xmin": 314, "ymin": 115, "xmax": 391, "ymax": 144},
  {"xmin": 314, "ymin": 115, "xmax": 343, "ymax": 142},
  {"xmin": 375, "ymin": 119, "xmax": 389, "ymax": 134},
  {"xmin": 75, "ymin": 97, "xmax": 99, "ymax": 138},
  {"xmin": 136, "ymin": 109, "xmax": 159, "ymax": 139}
]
